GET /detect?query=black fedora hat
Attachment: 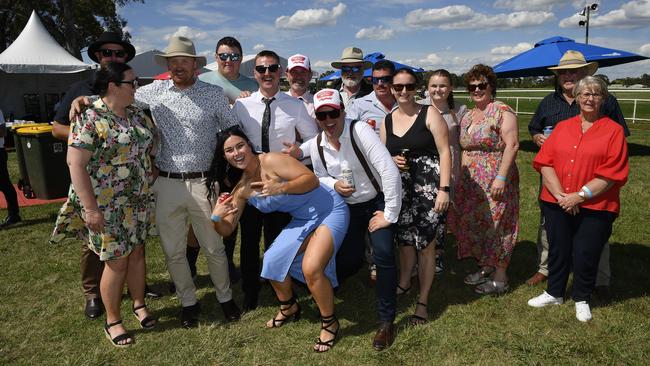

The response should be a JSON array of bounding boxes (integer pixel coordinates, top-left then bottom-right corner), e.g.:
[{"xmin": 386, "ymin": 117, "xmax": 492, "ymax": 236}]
[{"xmin": 87, "ymin": 31, "xmax": 136, "ymax": 63}]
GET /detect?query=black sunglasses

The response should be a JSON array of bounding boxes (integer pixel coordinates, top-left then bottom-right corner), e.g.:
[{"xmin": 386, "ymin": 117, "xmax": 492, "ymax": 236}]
[
  {"xmin": 315, "ymin": 109, "xmax": 341, "ymax": 121},
  {"xmin": 255, "ymin": 64, "xmax": 280, "ymax": 73},
  {"xmin": 218, "ymin": 52, "xmax": 241, "ymax": 62},
  {"xmin": 100, "ymin": 49, "xmax": 127, "ymax": 58},
  {"xmin": 114, "ymin": 78, "xmax": 139, "ymax": 88},
  {"xmin": 341, "ymin": 66, "xmax": 362, "ymax": 73},
  {"xmin": 468, "ymin": 82, "xmax": 488, "ymax": 92},
  {"xmin": 372, "ymin": 76, "xmax": 392, "ymax": 85},
  {"xmin": 392, "ymin": 83, "xmax": 416, "ymax": 92}
]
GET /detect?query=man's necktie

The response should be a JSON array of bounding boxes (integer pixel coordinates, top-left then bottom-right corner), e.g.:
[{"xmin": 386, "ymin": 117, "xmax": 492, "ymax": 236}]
[{"xmin": 261, "ymin": 97, "xmax": 275, "ymax": 152}]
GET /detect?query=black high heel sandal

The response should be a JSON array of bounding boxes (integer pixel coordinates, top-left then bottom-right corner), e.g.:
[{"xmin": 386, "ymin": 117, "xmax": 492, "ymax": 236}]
[
  {"xmin": 409, "ymin": 302, "xmax": 428, "ymax": 326},
  {"xmin": 104, "ymin": 319, "xmax": 134, "ymax": 348},
  {"xmin": 133, "ymin": 303, "xmax": 157, "ymax": 329},
  {"xmin": 268, "ymin": 295, "xmax": 301, "ymax": 328},
  {"xmin": 314, "ymin": 313, "xmax": 339, "ymax": 353}
]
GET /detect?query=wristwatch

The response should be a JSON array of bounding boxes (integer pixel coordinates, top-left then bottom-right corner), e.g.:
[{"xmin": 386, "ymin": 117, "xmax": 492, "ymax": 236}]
[
  {"xmin": 438, "ymin": 186, "xmax": 450, "ymax": 192},
  {"xmin": 577, "ymin": 190, "xmax": 587, "ymax": 200}
]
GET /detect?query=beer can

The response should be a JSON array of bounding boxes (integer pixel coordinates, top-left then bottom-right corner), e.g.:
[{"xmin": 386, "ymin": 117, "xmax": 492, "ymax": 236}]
[
  {"xmin": 399, "ymin": 149, "xmax": 410, "ymax": 171},
  {"xmin": 218, "ymin": 192, "xmax": 231, "ymax": 204},
  {"xmin": 340, "ymin": 168, "xmax": 355, "ymax": 188},
  {"xmin": 543, "ymin": 126, "xmax": 553, "ymax": 137},
  {"xmin": 367, "ymin": 119, "xmax": 376, "ymax": 129}
]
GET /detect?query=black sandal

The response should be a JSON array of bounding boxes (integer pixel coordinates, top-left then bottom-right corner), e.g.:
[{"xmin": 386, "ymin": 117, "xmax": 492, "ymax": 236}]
[
  {"xmin": 133, "ymin": 303, "xmax": 157, "ymax": 329},
  {"xmin": 396, "ymin": 284, "xmax": 411, "ymax": 295},
  {"xmin": 409, "ymin": 302, "xmax": 428, "ymax": 326},
  {"xmin": 314, "ymin": 313, "xmax": 339, "ymax": 353},
  {"xmin": 104, "ymin": 319, "xmax": 134, "ymax": 348},
  {"xmin": 268, "ymin": 295, "xmax": 301, "ymax": 328}
]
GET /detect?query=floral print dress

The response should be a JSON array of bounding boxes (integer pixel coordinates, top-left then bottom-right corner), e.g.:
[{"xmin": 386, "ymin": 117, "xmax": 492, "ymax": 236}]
[
  {"xmin": 50, "ymin": 99, "xmax": 157, "ymax": 261},
  {"xmin": 452, "ymin": 101, "xmax": 519, "ymax": 267}
]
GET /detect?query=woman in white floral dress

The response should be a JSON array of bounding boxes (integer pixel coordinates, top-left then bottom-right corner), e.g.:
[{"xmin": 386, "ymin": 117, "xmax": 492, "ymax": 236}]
[{"xmin": 51, "ymin": 62, "xmax": 158, "ymax": 347}]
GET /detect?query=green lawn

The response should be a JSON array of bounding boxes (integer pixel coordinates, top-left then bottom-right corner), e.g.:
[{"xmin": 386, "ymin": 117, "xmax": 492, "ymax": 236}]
[{"xmin": 1, "ymin": 120, "xmax": 649, "ymax": 365}]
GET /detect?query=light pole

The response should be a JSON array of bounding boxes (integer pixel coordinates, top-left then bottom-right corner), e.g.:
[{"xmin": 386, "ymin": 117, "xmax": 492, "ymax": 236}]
[{"xmin": 578, "ymin": 3, "xmax": 598, "ymax": 44}]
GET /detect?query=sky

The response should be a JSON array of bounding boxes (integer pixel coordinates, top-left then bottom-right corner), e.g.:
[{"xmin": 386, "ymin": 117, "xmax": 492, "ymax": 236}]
[{"xmin": 117, "ymin": 0, "xmax": 650, "ymax": 80}]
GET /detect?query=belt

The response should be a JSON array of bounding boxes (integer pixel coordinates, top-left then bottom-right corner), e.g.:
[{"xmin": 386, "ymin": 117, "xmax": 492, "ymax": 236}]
[{"xmin": 158, "ymin": 170, "xmax": 209, "ymax": 180}]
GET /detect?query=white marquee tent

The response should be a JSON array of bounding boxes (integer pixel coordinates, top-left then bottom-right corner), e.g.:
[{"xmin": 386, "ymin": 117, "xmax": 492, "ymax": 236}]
[{"xmin": 0, "ymin": 10, "xmax": 93, "ymax": 121}]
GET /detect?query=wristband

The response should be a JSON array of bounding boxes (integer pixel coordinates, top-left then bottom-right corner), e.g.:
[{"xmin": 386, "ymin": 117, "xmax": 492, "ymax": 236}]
[
  {"xmin": 211, "ymin": 214, "xmax": 221, "ymax": 222},
  {"xmin": 495, "ymin": 175, "xmax": 507, "ymax": 182},
  {"xmin": 581, "ymin": 185, "xmax": 593, "ymax": 199}
]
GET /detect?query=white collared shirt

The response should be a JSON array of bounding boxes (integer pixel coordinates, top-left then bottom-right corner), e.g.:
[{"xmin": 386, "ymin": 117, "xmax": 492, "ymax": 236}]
[
  {"xmin": 347, "ymin": 91, "xmax": 397, "ymax": 135},
  {"xmin": 234, "ymin": 90, "xmax": 319, "ymax": 153},
  {"xmin": 285, "ymin": 90, "xmax": 316, "ymax": 119},
  {"xmin": 302, "ymin": 119, "xmax": 402, "ymax": 223}
]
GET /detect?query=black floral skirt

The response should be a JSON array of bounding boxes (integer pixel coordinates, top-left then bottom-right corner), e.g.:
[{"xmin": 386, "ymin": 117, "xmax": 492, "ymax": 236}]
[{"xmin": 396, "ymin": 154, "xmax": 446, "ymax": 250}]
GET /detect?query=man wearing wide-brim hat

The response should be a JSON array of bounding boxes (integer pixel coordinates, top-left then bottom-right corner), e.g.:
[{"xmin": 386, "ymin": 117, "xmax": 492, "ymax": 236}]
[
  {"xmin": 526, "ymin": 50, "xmax": 630, "ymax": 302},
  {"xmin": 331, "ymin": 46, "xmax": 373, "ymax": 109}
]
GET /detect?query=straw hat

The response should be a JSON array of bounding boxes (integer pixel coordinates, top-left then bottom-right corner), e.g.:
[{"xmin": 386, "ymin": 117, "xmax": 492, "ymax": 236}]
[
  {"xmin": 548, "ymin": 50, "xmax": 598, "ymax": 76},
  {"xmin": 331, "ymin": 47, "xmax": 372, "ymax": 70},
  {"xmin": 155, "ymin": 36, "xmax": 206, "ymax": 68}
]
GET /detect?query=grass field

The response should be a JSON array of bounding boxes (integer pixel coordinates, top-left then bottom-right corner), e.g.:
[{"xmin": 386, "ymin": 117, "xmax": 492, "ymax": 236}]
[{"xmin": 1, "ymin": 114, "xmax": 649, "ymax": 365}]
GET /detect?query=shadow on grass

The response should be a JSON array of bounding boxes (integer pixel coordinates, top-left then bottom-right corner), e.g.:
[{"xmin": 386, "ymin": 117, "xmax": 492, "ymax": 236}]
[
  {"xmin": 609, "ymin": 242, "xmax": 650, "ymax": 301},
  {"xmin": 518, "ymin": 140, "xmax": 539, "ymax": 154},
  {"xmin": 628, "ymin": 143, "xmax": 650, "ymax": 157}
]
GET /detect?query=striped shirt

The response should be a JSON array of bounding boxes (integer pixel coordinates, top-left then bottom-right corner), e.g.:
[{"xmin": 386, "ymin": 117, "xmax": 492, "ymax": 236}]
[{"xmin": 528, "ymin": 91, "xmax": 630, "ymax": 137}]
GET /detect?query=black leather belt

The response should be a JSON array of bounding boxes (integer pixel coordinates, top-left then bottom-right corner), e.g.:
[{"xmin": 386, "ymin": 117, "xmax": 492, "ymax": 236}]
[{"xmin": 158, "ymin": 170, "xmax": 209, "ymax": 180}]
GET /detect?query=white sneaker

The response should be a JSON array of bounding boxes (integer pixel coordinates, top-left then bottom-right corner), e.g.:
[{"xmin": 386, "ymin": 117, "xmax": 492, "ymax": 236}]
[
  {"xmin": 575, "ymin": 301, "xmax": 592, "ymax": 322},
  {"xmin": 527, "ymin": 291, "xmax": 564, "ymax": 308}
]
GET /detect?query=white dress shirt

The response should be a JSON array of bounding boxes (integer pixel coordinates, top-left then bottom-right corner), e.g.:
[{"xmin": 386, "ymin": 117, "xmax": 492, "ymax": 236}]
[
  {"xmin": 285, "ymin": 90, "xmax": 316, "ymax": 120},
  {"xmin": 233, "ymin": 90, "xmax": 319, "ymax": 153},
  {"xmin": 303, "ymin": 119, "xmax": 402, "ymax": 223},
  {"xmin": 346, "ymin": 91, "xmax": 397, "ymax": 135}
]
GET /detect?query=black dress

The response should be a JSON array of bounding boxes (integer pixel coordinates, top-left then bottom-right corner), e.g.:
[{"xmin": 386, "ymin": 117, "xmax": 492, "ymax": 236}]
[{"xmin": 385, "ymin": 106, "xmax": 446, "ymax": 250}]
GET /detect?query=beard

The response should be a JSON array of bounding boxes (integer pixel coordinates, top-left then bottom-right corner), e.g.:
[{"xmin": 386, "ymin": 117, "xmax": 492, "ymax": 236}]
[{"xmin": 342, "ymin": 77, "xmax": 361, "ymax": 88}]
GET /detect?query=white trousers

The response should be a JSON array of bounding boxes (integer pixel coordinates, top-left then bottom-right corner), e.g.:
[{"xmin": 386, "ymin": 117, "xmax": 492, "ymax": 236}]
[{"xmin": 154, "ymin": 176, "xmax": 232, "ymax": 306}]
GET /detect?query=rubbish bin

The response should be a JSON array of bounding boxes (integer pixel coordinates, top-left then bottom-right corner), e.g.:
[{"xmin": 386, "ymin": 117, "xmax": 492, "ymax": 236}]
[
  {"xmin": 11, "ymin": 122, "xmax": 43, "ymax": 198},
  {"xmin": 15, "ymin": 125, "xmax": 70, "ymax": 200}
]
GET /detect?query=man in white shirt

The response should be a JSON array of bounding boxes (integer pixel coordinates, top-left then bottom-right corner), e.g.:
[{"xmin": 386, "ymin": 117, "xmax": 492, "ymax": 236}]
[
  {"xmin": 232, "ymin": 49, "xmax": 319, "ymax": 310},
  {"xmin": 347, "ymin": 60, "xmax": 397, "ymax": 135},
  {"xmin": 285, "ymin": 54, "xmax": 315, "ymax": 119},
  {"xmin": 301, "ymin": 89, "xmax": 402, "ymax": 351},
  {"xmin": 0, "ymin": 108, "xmax": 21, "ymax": 228}
]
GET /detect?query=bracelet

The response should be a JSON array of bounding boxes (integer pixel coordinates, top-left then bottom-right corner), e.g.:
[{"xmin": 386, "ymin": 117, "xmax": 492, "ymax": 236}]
[
  {"xmin": 211, "ymin": 214, "xmax": 221, "ymax": 222},
  {"xmin": 581, "ymin": 185, "xmax": 593, "ymax": 199},
  {"xmin": 495, "ymin": 175, "xmax": 507, "ymax": 182}
]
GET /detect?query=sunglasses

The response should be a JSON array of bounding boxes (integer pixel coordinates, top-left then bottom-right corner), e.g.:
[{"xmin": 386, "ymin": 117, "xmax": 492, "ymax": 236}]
[
  {"xmin": 255, "ymin": 64, "xmax": 280, "ymax": 73},
  {"xmin": 372, "ymin": 76, "xmax": 392, "ymax": 85},
  {"xmin": 391, "ymin": 83, "xmax": 416, "ymax": 92},
  {"xmin": 468, "ymin": 82, "xmax": 488, "ymax": 92},
  {"xmin": 341, "ymin": 66, "xmax": 362, "ymax": 73},
  {"xmin": 315, "ymin": 109, "xmax": 341, "ymax": 121},
  {"xmin": 218, "ymin": 52, "xmax": 241, "ymax": 62},
  {"xmin": 557, "ymin": 69, "xmax": 580, "ymax": 75},
  {"xmin": 100, "ymin": 49, "xmax": 127, "ymax": 58},
  {"xmin": 115, "ymin": 78, "xmax": 139, "ymax": 88}
]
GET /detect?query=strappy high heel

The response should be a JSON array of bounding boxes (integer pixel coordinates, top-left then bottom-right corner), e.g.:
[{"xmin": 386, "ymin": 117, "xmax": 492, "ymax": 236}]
[
  {"xmin": 267, "ymin": 295, "xmax": 301, "ymax": 328},
  {"xmin": 409, "ymin": 302, "xmax": 428, "ymax": 326},
  {"xmin": 132, "ymin": 303, "xmax": 157, "ymax": 329},
  {"xmin": 314, "ymin": 313, "xmax": 339, "ymax": 353},
  {"xmin": 103, "ymin": 319, "xmax": 134, "ymax": 348}
]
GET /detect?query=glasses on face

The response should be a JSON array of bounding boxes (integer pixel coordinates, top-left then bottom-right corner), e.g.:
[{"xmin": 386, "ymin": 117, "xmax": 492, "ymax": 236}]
[
  {"xmin": 115, "ymin": 78, "xmax": 139, "ymax": 88},
  {"xmin": 218, "ymin": 52, "xmax": 241, "ymax": 62},
  {"xmin": 557, "ymin": 69, "xmax": 580, "ymax": 75},
  {"xmin": 580, "ymin": 92, "xmax": 602, "ymax": 99},
  {"xmin": 100, "ymin": 49, "xmax": 127, "ymax": 58},
  {"xmin": 341, "ymin": 66, "xmax": 362, "ymax": 73},
  {"xmin": 255, "ymin": 64, "xmax": 280, "ymax": 74},
  {"xmin": 391, "ymin": 83, "xmax": 416, "ymax": 92},
  {"xmin": 372, "ymin": 76, "xmax": 392, "ymax": 85},
  {"xmin": 468, "ymin": 82, "xmax": 488, "ymax": 92},
  {"xmin": 315, "ymin": 109, "xmax": 341, "ymax": 121}
]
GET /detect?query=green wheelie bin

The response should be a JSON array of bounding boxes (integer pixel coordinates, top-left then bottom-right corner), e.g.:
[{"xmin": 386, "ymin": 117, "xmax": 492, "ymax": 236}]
[{"xmin": 11, "ymin": 122, "xmax": 42, "ymax": 198}]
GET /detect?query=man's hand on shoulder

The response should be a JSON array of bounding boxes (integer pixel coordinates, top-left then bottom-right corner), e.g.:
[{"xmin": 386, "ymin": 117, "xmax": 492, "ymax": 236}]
[{"xmin": 68, "ymin": 96, "xmax": 92, "ymax": 122}]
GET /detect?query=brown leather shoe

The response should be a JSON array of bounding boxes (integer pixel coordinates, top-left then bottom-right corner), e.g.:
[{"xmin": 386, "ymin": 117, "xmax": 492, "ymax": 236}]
[
  {"xmin": 372, "ymin": 322, "xmax": 395, "ymax": 351},
  {"xmin": 526, "ymin": 272, "xmax": 547, "ymax": 286}
]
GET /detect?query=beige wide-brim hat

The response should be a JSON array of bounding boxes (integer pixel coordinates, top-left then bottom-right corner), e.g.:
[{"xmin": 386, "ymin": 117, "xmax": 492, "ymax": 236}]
[
  {"xmin": 155, "ymin": 36, "xmax": 207, "ymax": 68},
  {"xmin": 548, "ymin": 50, "xmax": 598, "ymax": 76},
  {"xmin": 331, "ymin": 46, "xmax": 372, "ymax": 70}
]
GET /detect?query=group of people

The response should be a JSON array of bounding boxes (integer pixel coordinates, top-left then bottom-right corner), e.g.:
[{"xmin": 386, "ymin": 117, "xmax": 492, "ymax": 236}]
[{"xmin": 34, "ymin": 30, "xmax": 629, "ymax": 351}]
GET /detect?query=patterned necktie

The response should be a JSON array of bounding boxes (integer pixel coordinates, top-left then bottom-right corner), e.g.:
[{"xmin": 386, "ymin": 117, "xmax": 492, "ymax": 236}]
[{"xmin": 261, "ymin": 97, "xmax": 275, "ymax": 152}]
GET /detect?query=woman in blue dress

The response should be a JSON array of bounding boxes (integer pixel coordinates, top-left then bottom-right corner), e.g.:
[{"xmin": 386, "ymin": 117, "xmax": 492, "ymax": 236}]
[{"xmin": 207, "ymin": 127, "xmax": 349, "ymax": 353}]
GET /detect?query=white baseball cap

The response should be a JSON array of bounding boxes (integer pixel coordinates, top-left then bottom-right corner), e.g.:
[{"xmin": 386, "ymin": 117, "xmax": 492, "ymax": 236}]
[
  {"xmin": 313, "ymin": 89, "xmax": 342, "ymax": 111},
  {"xmin": 287, "ymin": 54, "xmax": 310, "ymax": 71}
]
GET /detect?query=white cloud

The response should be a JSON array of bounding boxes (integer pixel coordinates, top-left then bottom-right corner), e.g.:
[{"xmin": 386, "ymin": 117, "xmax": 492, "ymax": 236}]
[
  {"xmin": 275, "ymin": 3, "xmax": 347, "ymax": 29},
  {"xmin": 355, "ymin": 26, "xmax": 396, "ymax": 40},
  {"xmin": 405, "ymin": 6, "xmax": 554, "ymax": 29},
  {"xmin": 491, "ymin": 42, "xmax": 533, "ymax": 55},
  {"xmin": 161, "ymin": 0, "xmax": 230, "ymax": 25},
  {"xmin": 640, "ymin": 43, "xmax": 650, "ymax": 56},
  {"xmin": 560, "ymin": 0, "xmax": 650, "ymax": 29},
  {"xmin": 493, "ymin": 0, "xmax": 565, "ymax": 11},
  {"xmin": 167, "ymin": 26, "xmax": 209, "ymax": 41},
  {"xmin": 253, "ymin": 44, "xmax": 265, "ymax": 51}
]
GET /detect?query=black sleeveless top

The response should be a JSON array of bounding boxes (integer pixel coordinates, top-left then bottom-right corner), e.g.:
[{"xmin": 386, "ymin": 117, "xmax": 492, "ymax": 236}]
[{"xmin": 385, "ymin": 106, "xmax": 438, "ymax": 157}]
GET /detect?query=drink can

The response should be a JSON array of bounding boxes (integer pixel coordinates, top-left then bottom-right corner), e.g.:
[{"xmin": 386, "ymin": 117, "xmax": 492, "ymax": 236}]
[
  {"xmin": 218, "ymin": 192, "xmax": 231, "ymax": 204},
  {"xmin": 543, "ymin": 126, "xmax": 553, "ymax": 137},
  {"xmin": 367, "ymin": 119, "xmax": 376, "ymax": 129},
  {"xmin": 340, "ymin": 168, "xmax": 355, "ymax": 188},
  {"xmin": 399, "ymin": 149, "xmax": 410, "ymax": 171}
]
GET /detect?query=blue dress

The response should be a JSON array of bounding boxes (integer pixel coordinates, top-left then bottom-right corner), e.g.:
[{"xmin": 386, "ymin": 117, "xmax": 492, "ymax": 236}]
[{"xmin": 249, "ymin": 184, "xmax": 350, "ymax": 287}]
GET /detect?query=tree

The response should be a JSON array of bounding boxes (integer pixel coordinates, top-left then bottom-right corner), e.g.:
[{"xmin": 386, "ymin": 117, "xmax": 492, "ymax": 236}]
[{"xmin": 0, "ymin": 0, "xmax": 143, "ymax": 60}]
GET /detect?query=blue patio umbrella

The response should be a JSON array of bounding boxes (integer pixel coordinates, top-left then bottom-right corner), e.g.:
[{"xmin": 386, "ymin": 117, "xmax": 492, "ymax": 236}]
[
  {"xmin": 319, "ymin": 52, "xmax": 424, "ymax": 81},
  {"xmin": 493, "ymin": 36, "xmax": 648, "ymax": 78}
]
